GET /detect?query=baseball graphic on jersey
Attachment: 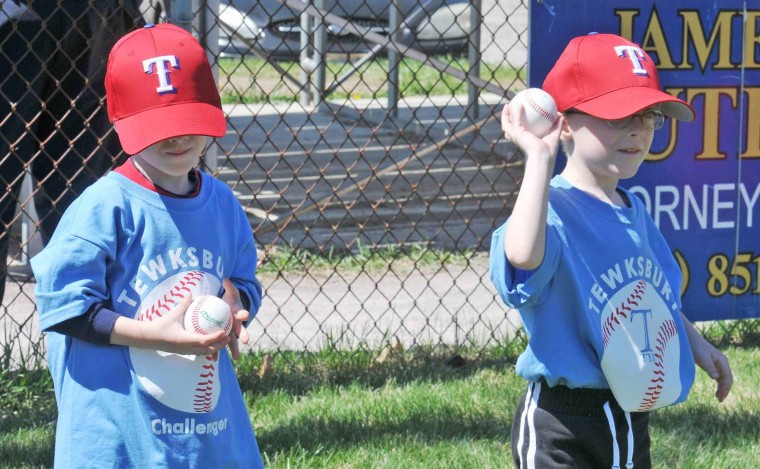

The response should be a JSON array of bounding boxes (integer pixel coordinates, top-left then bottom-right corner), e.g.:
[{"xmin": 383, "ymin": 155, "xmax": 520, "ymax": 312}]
[
  {"xmin": 600, "ymin": 279, "xmax": 682, "ymax": 412},
  {"xmin": 129, "ymin": 270, "xmax": 226, "ymax": 413}
]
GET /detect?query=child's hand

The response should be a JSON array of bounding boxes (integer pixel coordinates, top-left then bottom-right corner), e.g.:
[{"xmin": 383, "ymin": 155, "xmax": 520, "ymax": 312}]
[
  {"xmin": 501, "ymin": 102, "xmax": 562, "ymax": 160},
  {"xmin": 680, "ymin": 314, "xmax": 733, "ymax": 402},
  {"xmin": 222, "ymin": 279, "xmax": 251, "ymax": 360},
  {"xmin": 113, "ymin": 294, "xmax": 230, "ymax": 355},
  {"xmin": 151, "ymin": 294, "xmax": 230, "ymax": 355},
  {"xmin": 692, "ymin": 335, "xmax": 733, "ymax": 402}
]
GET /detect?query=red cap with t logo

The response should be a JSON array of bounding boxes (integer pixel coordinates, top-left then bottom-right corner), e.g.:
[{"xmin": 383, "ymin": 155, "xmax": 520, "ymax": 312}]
[
  {"xmin": 105, "ymin": 23, "xmax": 225, "ymax": 155},
  {"xmin": 542, "ymin": 33, "xmax": 695, "ymax": 121}
]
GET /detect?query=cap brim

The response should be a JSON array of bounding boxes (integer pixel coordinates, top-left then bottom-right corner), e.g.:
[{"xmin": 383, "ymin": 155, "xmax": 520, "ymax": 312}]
[
  {"xmin": 573, "ymin": 86, "xmax": 695, "ymax": 122},
  {"xmin": 114, "ymin": 102, "xmax": 226, "ymax": 155}
]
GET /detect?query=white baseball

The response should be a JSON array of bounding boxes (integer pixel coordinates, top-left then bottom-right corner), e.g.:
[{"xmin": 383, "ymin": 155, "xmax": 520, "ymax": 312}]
[
  {"xmin": 131, "ymin": 272, "xmax": 228, "ymax": 414},
  {"xmin": 508, "ymin": 88, "xmax": 558, "ymax": 137},
  {"xmin": 184, "ymin": 295, "xmax": 233, "ymax": 336}
]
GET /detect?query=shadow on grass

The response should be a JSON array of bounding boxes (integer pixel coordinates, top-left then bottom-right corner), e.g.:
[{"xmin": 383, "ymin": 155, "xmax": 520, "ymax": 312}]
[
  {"xmin": 257, "ymin": 398, "xmax": 760, "ymax": 457},
  {"xmin": 236, "ymin": 347, "xmax": 521, "ymax": 400},
  {"xmin": 651, "ymin": 404, "xmax": 760, "ymax": 444},
  {"xmin": 257, "ymin": 406, "xmax": 513, "ymax": 454},
  {"xmin": 5, "ymin": 347, "xmax": 756, "ymax": 466}
]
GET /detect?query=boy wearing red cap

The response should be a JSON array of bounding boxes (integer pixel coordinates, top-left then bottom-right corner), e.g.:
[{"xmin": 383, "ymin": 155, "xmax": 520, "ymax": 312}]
[
  {"xmin": 32, "ymin": 24, "xmax": 264, "ymax": 467},
  {"xmin": 490, "ymin": 33, "xmax": 733, "ymax": 467}
]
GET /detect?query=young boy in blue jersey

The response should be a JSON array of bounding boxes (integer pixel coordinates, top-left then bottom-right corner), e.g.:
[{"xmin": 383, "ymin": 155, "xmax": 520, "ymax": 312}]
[
  {"xmin": 32, "ymin": 24, "xmax": 265, "ymax": 467},
  {"xmin": 490, "ymin": 33, "xmax": 733, "ymax": 468}
]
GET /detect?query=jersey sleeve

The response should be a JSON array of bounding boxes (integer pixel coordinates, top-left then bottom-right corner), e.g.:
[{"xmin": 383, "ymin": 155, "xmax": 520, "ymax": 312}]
[
  {"xmin": 230, "ymin": 229, "xmax": 263, "ymax": 324},
  {"xmin": 47, "ymin": 303, "xmax": 119, "ymax": 344},
  {"xmin": 31, "ymin": 187, "xmax": 120, "ymax": 331},
  {"xmin": 223, "ymin": 184, "xmax": 263, "ymax": 323},
  {"xmin": 489, "ymin": 219, "xmax": 561, "ymax": 308}
]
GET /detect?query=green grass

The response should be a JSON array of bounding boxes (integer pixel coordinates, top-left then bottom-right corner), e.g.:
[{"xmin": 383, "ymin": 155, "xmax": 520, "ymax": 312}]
[
  {"xmin": 0, "ymin": 367, "xmax": 56, "ymax": 468},
  {"xmin": 217, "ymin": 56, "xmax": 523, "ymax": 105},
  {"xmin": 2, "ymin": 344, "xmax": 760, "ymax": 468}
]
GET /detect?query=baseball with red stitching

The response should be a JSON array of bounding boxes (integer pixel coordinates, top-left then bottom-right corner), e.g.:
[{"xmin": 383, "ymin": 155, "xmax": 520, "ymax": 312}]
[
  {"xmin": 508, "ymin": 88, "xmax": 559, "ymax": 137},
  {"xmin": 600, "ymin": 279, "xmax": 682, "ymax": 412},
  {"xmin": 184, "ymin": 295, "xmax": 233, "ymax": 336},
  {"xmin": 130, "ymin": 270, "xmax": 226, "ymax": 413}
]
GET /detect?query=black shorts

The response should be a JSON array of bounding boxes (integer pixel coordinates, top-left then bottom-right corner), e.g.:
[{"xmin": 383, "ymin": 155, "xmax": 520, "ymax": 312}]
[{"xmin": 512, "ymin": 382, "xmax": 651, "ymax": 469}]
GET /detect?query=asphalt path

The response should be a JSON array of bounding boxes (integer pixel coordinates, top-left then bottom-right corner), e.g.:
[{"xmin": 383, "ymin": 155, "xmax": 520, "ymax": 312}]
[
  {"xmin": 212, "ymin": 0, "xmax": 526, "ymax": 251},
  {"xmin": 217, "ymin": 94, "xmax": 521, "ymax": 252}
]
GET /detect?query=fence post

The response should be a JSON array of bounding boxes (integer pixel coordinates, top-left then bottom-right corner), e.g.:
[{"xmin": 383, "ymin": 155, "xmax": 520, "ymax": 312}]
[
  {"xmin": 170, "ymin": 0, "xmax": 219, "ymax": 173},
  {"xmin": 313, "ymin": 0, "xmax": 327, "ymax": 112},
  {"xmin": 199, "ymin": 0, "xmax": 220, "ymax": 173},
  {"xmin": 7, "ymin": 173, "xmax": 43, "ymax": 279},
  {"xmin": 388, "ymin": 0, "xmax": 401, "ymax": 118},
  {"xmin": 466, "ymin": 0, "xmax": 482, "ymax": 122},
  {"xmin": 299, "ymin": 2, "xmax": 314, "ymax": 106},
  {"xmin": 171, "ymin": 0, "xmax": 194, "ymax": 32}
]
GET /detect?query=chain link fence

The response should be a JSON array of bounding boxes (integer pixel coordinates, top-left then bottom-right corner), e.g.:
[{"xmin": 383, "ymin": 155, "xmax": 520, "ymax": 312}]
[{"xmin": 1, "ymin": 0, "xmax": 751, "ymax": 372}]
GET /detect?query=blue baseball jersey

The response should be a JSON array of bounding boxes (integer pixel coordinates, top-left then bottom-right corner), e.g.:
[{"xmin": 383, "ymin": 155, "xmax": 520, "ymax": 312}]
[
  {"xmin": 490, "ymin": 175, "xmax": 696, "ymax": 411},
  {"xmin": 32, "ymin": 168, "xmax": 264, "ymax": 468}
]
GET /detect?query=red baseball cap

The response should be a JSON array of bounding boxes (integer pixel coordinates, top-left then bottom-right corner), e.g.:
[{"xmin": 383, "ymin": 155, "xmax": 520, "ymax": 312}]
[
  {"xmin": 106, "ymin": 23, "xmax": 225, "ymax": 155},
  {"xmin": 542, "ymin": 33, "xmax": 695, "ymax": 121}
]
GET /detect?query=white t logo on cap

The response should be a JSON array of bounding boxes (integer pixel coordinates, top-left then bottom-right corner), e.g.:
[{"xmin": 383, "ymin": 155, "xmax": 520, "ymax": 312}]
[
  {"xmin": 143, "ymin": 55, "xmax": 180, "ymax": 95},
  {"xmin": 614, "ymin": 45, "xmax": 649, "ymax": 77}
]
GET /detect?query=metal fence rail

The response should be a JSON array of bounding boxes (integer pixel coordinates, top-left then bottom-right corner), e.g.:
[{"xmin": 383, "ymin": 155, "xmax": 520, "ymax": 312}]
[{"xmin": 2, "ymin": 0, "xmax": 747, "ymax": 371}]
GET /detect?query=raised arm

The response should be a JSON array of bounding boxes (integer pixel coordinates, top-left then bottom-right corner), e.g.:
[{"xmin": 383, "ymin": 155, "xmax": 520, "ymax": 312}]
[{"xmin": 500, "ymin": 102, "xmax": 563, "ymax": 270}]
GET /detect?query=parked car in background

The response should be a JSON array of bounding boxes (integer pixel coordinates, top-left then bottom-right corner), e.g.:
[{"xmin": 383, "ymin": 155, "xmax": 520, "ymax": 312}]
[{"xmin": 140, "ymin": 0, "xmax": 472, "ymax": 60}]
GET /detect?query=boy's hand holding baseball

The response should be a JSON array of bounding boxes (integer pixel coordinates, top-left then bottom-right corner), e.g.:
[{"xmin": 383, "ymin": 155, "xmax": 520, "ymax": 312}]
[
  {"xmin": 500, "ymin": 100, "xmax": 564, "ymax": 270},
  {"xmin": 222, "ymin": 278, "xmax": 251, "ymax": 360},
  {"xmin": 111, "ymin": 294, "xmax": 230, "ymax": 355},
  {"xmin": 501, "ymin": 100, "xmax": 562, "ymax": 162}
]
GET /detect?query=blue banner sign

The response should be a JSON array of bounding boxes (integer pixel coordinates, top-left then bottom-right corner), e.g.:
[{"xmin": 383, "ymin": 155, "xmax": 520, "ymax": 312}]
[{"xmin": 528, "ymin": 1, "xmax": 759, "ymax": 320}]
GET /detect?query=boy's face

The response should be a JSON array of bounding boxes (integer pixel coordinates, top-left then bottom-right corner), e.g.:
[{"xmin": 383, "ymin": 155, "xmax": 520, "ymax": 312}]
[
  {"xmin": 136, "ymin": 135, "xmax": 209, "ymax": 179},
  {"xmin": 563, "ymin": 106, "xmax": 658, "ymax": 182}
]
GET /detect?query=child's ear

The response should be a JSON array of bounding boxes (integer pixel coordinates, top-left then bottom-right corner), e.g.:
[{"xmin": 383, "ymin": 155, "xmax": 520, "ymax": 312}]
[
  {"xmin": 559, "ymin": 115, "xmax": 573, "ymax": 141},
  {"xmin": 560, "ymin": 116, "xmax": 573, "ymax": 155}
]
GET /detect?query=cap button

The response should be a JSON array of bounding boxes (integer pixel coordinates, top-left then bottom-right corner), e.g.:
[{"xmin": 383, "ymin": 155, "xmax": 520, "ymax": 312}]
[{"xmin": 144, "ymin": 23, "xmax": 156, "ymax": 29}]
